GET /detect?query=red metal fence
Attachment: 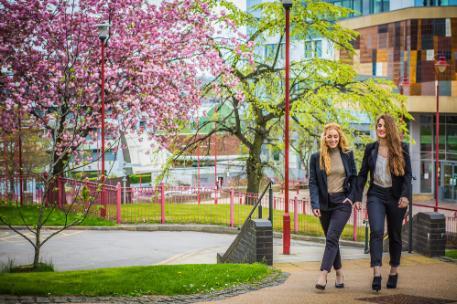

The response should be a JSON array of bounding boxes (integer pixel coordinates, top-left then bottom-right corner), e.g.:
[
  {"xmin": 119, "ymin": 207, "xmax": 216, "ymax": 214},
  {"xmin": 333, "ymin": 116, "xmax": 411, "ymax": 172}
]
[{"xmin": 1, "ymin": 176, "xmax": 457, "ymax": 242}]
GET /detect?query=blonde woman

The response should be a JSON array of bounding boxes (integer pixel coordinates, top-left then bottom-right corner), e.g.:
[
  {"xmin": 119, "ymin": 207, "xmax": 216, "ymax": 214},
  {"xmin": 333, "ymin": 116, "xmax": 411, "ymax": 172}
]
[
  {"xmin": 309, "ymin": 123, "xmax": 357, "ymax": 290},
  {"xmin": 354, "ymin": 114, "xmax": 412, "ymax": 292}
]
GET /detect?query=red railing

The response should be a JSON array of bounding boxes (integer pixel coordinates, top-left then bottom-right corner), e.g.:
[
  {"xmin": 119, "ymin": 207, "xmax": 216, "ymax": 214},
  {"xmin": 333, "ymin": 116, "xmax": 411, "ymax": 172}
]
[{"xmin": 2, "ymin": 176, "xmax": 457, "ymax": 242}]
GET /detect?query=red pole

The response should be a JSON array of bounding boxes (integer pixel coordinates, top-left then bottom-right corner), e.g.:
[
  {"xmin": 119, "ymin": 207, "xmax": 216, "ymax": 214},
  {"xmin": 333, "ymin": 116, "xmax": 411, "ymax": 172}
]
[
  {"xmin": 101, "ymin": 40, "xmax": 106, "ymax": 183},
  {"xmin": 293, "ymin": 196, "xmax": 298, "ymax": 233},
  {"xmin": 160, "ymin": 182, "xmax": 165, "ymax": 224},
  {"xmin": 18, "ymin": 111, "xmax": 23, "ymax": 206},
  {"xmin": 282, "ymin": 2, "xmax": 291, "ymax": 255},
  {"xmin": 116, "ymin": 182, "xmax": 121, "ymax": 224},
  {"xmin": 230, "ymin": 189, "xmax": 234, "ymax": 227},
  {"xmin": 435, "ymin": 79, "xmax": 440, "ymax": 212},
  {"xmin": 214, "ymin": 108, "xmax": 218, "ymax": 205},
  {"xmin": 197, "ymin": 123, "xmax": 201, "ymax": 205},
  {"xmin": 100, "ymin": 37, "xmax": 107, "ymax": 216},
  {"xmin": 353, "ymin": 207, "xmax": 358, "ymax": 241}
]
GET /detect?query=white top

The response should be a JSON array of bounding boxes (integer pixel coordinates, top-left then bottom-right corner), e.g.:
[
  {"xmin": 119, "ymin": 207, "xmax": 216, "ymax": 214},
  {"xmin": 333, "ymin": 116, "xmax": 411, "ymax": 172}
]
[{"xmin": 373, "ymin": 154, "xmax": 392, "ymax": 188}]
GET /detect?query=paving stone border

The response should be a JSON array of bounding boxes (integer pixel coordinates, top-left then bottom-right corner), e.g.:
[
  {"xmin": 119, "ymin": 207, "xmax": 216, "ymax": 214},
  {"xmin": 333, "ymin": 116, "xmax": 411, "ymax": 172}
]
[{"xmin": 0, "ymin": 270, "xmax": 289, "ymax": 304}]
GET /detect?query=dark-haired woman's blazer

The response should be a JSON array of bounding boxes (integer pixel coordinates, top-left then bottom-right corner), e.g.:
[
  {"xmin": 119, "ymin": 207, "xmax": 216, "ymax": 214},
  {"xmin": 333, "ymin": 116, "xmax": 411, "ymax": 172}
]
[
  {"xmin": 356, "ymin": 141, "xmax": 412, "ymax": 202},
  {"xmin": 309, "ymin": 150, "xmax": 357, "ymax": 211}
]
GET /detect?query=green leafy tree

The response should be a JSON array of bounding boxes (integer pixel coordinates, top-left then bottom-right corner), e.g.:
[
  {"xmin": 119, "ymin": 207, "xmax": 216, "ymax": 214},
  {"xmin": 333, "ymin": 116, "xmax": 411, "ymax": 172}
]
[{"xmin": 182, "ymin": 0, "xmax": 410, "ymax": 195}]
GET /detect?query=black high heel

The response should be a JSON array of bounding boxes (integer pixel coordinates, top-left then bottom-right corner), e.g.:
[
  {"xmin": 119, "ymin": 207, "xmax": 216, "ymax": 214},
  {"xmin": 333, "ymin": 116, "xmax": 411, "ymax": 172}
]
[
  {"xmin": 315, "ymin": 280, "xmax": 327, "ymax": 290},
  {"xmin": 335, "ymin": 275, "xmax": 345, "ymax": 288},
  {"xmin": 372, "ymin": 276, "xmax": 382, "ymax": 292},
  {"xmin": 386, "ymin": 274, "xmax": 398, "ymax": 289}
]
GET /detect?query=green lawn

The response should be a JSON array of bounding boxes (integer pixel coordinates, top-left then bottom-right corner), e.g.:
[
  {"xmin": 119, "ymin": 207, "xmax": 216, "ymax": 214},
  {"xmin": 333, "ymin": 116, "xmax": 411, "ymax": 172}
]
[
  {"xmin": 116, "ymin": 203, "xmax": 364, "ymax": 241},
  {"xmin": 445, "ymin": 249, "xmax": 457, "ymax": 259},
  {"xmin": 0, "ymin": 202, "xmax": 365, "ymax": 241},
  {"xmin": 0, "ymin": 204, "xmax": 114, "ymax": 226},
  {"xmin": 0, "ymin": 264, "xmax": 273, "ymax": 296}
]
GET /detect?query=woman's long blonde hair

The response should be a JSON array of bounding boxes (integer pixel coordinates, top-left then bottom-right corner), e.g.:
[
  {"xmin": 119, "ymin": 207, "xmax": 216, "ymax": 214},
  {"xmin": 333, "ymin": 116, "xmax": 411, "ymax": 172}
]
[
  {"xmin": 319, "ymin": 123, "xmax": 350, "ymax": 175},
  {"xmin": 377, "ymin": 114, "xmax": 405, "ymax": 176}
]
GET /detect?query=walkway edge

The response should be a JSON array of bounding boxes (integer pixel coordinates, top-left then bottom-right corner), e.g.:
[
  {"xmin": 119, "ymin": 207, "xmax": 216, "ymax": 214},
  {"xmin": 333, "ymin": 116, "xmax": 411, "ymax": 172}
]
[{"xmin": 0, "ymin": 224, "xmax": 364, "ymax": 247}]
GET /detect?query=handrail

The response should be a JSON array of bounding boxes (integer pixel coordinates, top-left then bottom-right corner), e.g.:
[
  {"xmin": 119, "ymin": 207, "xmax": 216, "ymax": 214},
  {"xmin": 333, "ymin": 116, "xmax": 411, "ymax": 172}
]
[
  {"xmin": 243, "ymin": 181, "xmax": 272, "ymax": 223},
  {"xmin": 220, "ymin": 181, "xmax": 273, "ymax": 262}
]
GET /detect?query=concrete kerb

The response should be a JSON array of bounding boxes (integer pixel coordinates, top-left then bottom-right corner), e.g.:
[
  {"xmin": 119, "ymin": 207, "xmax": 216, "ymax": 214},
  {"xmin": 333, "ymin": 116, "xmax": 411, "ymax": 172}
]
[{"xmin": 0, "ymin": 224, "xmax": 365, "ymax": 247}]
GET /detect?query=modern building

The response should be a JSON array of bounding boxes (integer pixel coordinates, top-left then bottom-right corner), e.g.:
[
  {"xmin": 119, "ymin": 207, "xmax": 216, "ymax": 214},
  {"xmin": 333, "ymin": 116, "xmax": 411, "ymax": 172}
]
[{"xmin": 332, "ymin": 1, "xmax": 457, "ymax": 202}]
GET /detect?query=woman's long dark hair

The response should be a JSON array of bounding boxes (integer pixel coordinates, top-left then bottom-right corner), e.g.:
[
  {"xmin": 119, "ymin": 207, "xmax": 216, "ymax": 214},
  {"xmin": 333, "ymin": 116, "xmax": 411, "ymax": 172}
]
[{"xmin": 376, "ymin": 114, "xmax": 405, "ymax": 176}]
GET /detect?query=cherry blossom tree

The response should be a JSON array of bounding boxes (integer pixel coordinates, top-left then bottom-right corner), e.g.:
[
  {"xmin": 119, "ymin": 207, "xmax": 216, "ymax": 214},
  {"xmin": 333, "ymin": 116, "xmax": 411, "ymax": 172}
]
[{"xmin": 0, "ymin": 0, "xmax": 244, "ymax": 177}]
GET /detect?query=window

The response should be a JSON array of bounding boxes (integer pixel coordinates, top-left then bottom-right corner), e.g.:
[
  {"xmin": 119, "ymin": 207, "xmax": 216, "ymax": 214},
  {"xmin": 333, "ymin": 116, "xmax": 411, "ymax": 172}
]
[
  {"xmin": 370, "ymin": 0, "xmax": 389, "ymax": 13},
  {"xmin": 264, "ymin": 44, "xmax": 284, "ymax": 60},
  {"xmin": 327, "ymin": 0, "xmax": 363, "ymax": 15},
  {"xmin": 304, "ymin": 40, "xmax": 323, "ymax": 58},
  {"xmin": 305, "ymin": 41, "xmax": 313, "ymax": 58},
  {"xmin": 315, "ymin": 40, "xmax": 322, "ymax": 58}
]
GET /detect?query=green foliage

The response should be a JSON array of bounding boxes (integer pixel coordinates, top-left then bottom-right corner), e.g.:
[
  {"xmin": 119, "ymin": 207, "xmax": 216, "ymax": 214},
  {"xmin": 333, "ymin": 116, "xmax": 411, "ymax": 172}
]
[
  {"xmin": 129, "ymin": 174, "xmax": 152, "ymax": 184},
  {"xmin": 198, "ymin": 0, "xmax": 412, "ymax": 189},
  {"xmin": 0, "ymin": 264, "xmax": 273, "ymax": 296},
  {"xmin": 1, "ymin": 259, "xmax": 54, "ymax": 273}
]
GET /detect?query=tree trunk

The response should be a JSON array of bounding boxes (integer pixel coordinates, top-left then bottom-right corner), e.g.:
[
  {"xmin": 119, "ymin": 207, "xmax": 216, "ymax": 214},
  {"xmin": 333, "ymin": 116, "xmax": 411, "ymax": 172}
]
[
  {"xmin": 33, "ymin": 228, "xmax": 41, "ymax": 269},
  {"xmin": 246, "ymin": 134, "xmax": 264, "ymax": 197},
  {"xmin": 52, "ymin": 152, "xmax": 68, "ymax": 177}
]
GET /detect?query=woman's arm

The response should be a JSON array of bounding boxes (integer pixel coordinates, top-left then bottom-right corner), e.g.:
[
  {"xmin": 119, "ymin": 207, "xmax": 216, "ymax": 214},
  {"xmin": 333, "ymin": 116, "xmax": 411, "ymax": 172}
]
[
  {"xmin": 309, "ymin": 153, "xmax": 320, "ymax": 211},
  {"xmin": 355, "ymin": 144, "xmax": 371, "ymax": 203},
  {"xmin": 400, "ymin": 143, "xmax": 413, "ymax": 200}
]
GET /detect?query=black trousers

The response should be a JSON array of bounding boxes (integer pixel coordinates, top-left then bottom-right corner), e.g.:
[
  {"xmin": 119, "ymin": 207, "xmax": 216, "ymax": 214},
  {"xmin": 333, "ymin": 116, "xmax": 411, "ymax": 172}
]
[
  {"xmin": 367, "ymin": 184, "xmax": 407, "ymax": 267},
  {"xmin": 319, "ymin": 193, "xmax": 352, "ymax": 272}
]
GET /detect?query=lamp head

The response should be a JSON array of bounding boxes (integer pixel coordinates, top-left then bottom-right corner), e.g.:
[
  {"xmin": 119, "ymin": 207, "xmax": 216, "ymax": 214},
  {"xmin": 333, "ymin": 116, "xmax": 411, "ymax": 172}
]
[
  {"xmin": 281, "ymin": 0, "xmax": 292, "ymax": 9},
  {"xmin": 435, "ymin": 55, "xmax": 448, "ymax": 73},
  {"xmin": 400, "ymin": 76, "xmax": 410, "ymax": 87},
  {"xmin": 97, "ymin": 23, "xmax": 110, "ymax": 42}
]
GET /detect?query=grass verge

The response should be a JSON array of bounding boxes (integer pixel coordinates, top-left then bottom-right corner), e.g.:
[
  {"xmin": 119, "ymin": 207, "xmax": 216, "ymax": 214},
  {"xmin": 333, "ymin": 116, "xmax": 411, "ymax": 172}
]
[
  {"xmin": 0, "ymin": 204, "xmax": 114, "ymax": 226},
  {"xmin": 0, "ymin": 263, "xmax": 273, "ymax": 296},
  {"xmin": 445, "ymin": 249, "xmax": 457, "ymax": 259}
]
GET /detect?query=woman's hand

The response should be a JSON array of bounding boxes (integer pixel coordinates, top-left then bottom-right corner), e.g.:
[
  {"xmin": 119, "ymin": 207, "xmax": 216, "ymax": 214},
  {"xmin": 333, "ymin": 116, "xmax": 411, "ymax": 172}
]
[
  {"xmin": 398, "ymin": 197, "xmax": 409, "ymax": 208},
  {"xmin": 312, "ymin": 209, "xmax": 321, "ymax": 217},
  {"xmin": 353, "ymin": 201, "xmax": 362, "ymax": 211}
]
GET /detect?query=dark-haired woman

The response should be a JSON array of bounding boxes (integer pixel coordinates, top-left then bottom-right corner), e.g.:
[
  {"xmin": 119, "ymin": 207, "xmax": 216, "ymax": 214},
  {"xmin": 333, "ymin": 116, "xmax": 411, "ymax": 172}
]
[{"xmin": 354, "ymin": 114, "xmax": 412, "ymax": 292}]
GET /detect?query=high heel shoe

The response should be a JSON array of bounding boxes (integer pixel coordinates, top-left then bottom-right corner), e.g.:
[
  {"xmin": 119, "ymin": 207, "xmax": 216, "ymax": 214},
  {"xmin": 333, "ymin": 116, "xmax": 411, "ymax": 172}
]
[
  {"xmin": 372, "ymin": 276, "xmax": 382, "ymax": 292},
  {"xmin": 386, "ymin": 274, "xmax": 398, "ymax": 289},
  {"xmin": 335, "ymin": 275, "xmax": 345, "ymax": 288},
  {"xmin": 315, "ymin": 280, "xmax": 327, "ymax": 290}
]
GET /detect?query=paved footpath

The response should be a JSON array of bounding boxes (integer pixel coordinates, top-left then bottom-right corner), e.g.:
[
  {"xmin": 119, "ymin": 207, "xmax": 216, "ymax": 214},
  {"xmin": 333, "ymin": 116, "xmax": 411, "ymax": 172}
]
[
  {"xmin": 197, "ymin": 255, "xmax": 457, "ymax": 304},
  {"xmin": 1, "ymin": 255, "xmax": 456, "ymax": 304}
]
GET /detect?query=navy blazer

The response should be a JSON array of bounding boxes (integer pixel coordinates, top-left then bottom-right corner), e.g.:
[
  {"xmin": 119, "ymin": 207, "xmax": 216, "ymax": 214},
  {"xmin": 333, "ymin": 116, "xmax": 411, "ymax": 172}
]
[
  {"xmin": 309, "ymin": 150, "xmax": 357, "ymax": 210},
  {"xmin": 356, "ymin": 141, "xmax": 412, "ymax": 202}
]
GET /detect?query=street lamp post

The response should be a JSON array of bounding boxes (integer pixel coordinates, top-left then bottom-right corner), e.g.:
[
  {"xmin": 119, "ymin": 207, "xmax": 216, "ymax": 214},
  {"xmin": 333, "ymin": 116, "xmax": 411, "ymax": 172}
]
[
  {"xmin": 195, "ymin": 119, "xmax": 201, "ymax": 205},
  {"xmin": 434, "ymin": 55, "xmax": 448, "ymax": 212},
  {"xmin": 97, "ymin": 23, "xmax": 109, "ymax": 212},
  {"xmin": 214, "ymin": 106, "xmax": 218, "ymax": 205},
  {"xmin": 282, "ymin": 0, "xmax": 292, "ymax": 255},
  {"xmin": 18, "ymin": 110, "xmax": 23, "ymax": 206}
]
